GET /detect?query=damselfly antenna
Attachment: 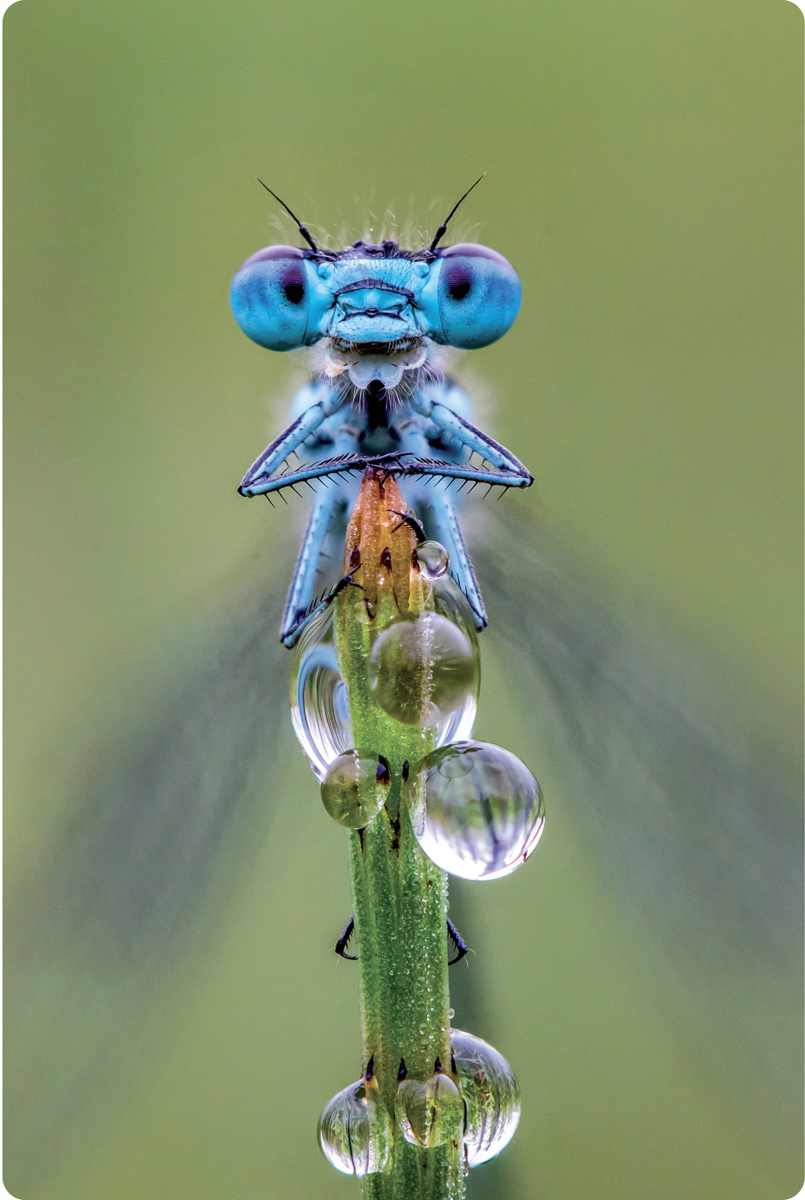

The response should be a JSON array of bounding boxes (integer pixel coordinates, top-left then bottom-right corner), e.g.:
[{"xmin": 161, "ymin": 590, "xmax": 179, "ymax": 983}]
[
  {"xmin": 428, "ymin": 173, "xmax": 486, "ymax": 253},
  {"xmin": 257, "ymin": 179, "xmax": 319, "ymax": 253}
]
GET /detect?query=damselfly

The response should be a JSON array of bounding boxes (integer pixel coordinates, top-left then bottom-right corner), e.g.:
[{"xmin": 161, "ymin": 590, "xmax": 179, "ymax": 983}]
[
  {"xmin": 6, "ymin": 187, "xmax": 801, "ymax": 1195},
  {"xmin": 231, "ymin": 178, "xmax": 531, "ymax": 647},
  {"xmin": 231, "ymin": 189, "xmax": 802, "ymax": 1161}
]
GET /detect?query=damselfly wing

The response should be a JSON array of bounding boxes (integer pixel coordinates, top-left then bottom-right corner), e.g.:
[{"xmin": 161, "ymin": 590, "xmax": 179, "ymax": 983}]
[{"xmin": 6, "ymin": 194, "xmax": 801, "ymax": 1196}]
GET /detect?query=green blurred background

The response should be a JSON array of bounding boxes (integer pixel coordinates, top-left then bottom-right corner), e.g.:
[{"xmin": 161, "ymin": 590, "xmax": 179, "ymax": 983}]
[{"xmin": 4, "ymin": 1, "xmax": 802, "ymax": 1198}]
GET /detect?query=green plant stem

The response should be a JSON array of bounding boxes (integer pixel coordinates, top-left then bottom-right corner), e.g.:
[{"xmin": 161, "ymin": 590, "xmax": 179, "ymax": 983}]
[
  {"xmin": 349, "ymin": 795, "xmax": 461, "ymax": 1199},
  {"xmin": 335, "ymin": 514, "xmax": 464, "ymax": 1200}
]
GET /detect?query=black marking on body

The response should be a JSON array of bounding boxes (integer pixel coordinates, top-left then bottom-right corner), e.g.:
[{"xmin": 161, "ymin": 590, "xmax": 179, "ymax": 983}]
[{"xmin": 365, "ymin": 381, "xmax": 389, "ymax": 431}]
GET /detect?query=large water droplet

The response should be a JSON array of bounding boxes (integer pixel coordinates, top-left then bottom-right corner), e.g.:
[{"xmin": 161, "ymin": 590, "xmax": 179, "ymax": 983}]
[
  {"xmin": 368, "ymin": 611, "xmax": 478, "ymax": 727},
  {"xmin": 290, "ymin": 605, "xmax": 352, "ymax": 780},
  {"xmin": 404, "ymin": 740, "xmax": 544, "ymax": 880},
  {"xmin": 451, "ymin": 1029, "xmax": 520, "ymax": 1166},
  {"xmin": 397, "ymin": 1071, "xmax": 464, "ymax": 1148},
  {"xmin": 429, "ymin": 571, "xmax": 480, "ymax": 745},
  {"xmin": 321, "ymin": 750, "xmax": 390, "ymax": 828},
  {"xmin": 318, "ymin": 1078, "xmax": 391, "ymax": 1176}
]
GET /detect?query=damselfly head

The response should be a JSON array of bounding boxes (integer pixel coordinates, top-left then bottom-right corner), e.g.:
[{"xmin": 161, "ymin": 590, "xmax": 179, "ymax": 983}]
[{"xmin": 230, "ymin": 183, "xmax": 521, "ymax": 387}]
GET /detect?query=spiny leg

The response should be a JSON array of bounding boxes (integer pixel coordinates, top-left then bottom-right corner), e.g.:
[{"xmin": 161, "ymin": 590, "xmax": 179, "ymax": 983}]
[
  {"xmin": 335, "ymin": 917, "xmax": 357, "ymax": 960},
  {"xmin": 389, "ymin": 509, "xmax": 427, "ymax": 542},
  {"xmin": 238, "ymin": 383, "xmax": 346, "ymax": 497},
  {"xmin": 447, "ymin": 917, "xmax": 469, "ymax": 965},
  {"xmin": 280, "ymin": 484, "xmax": 352, "ymax": 646},
  {"xmin": 335, "ymin": 916, "xmax": 469, "ymax": 965},
  {"xmin": 413, "ymin": 488, "xmax": 487, "ymax": 630},
  {"xmin": 284, "ymin": 561, "xmax": 364, "ymax": 650},
  {"xmin": 410, "ymin": 393, "xmax": 533, "ymax": 486}
]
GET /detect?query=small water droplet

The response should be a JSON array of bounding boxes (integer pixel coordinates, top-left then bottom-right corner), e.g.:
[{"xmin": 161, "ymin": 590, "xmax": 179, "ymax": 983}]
[
  {"xmin": 290, "ymin": 605, "xmax": 351, "ymax": 779},
  {"xmin": 397, "ymin": 1072, "xmax": 464, "ymax": 1148},
  {"xmin": 416, "ymin": 540, "xmax": 449, "ymax": 580},
  {"xmin": 318, "ymin": 1078, "xmax": 391, "ymax": 1176},
  {"xmin": 321, "ymin": 750, "xmax": 390, "ymax": 828},
  {"xmin": 451, "ymin": 1029, "xmax": 520, "ymax": 1165},
  {"xmin": 404, "ymin": 741, "xmax": 544, "ymax": 880},
  {"xmin": 447, "ymin": 1008, "xmax": 455, "ymax": 1020}
]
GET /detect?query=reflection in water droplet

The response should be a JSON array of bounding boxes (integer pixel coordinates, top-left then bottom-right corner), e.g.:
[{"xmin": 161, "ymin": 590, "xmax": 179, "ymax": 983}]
[
  {"xmin": 368, "ymin": 612, "xmax": 479, "ymax": 728},
  {"xmin": 321, "ymin": 750, "xmax": 390, "ymax": 828},
  {"xmin": 318, "ymin": 1078, "xmax": 391, "ymax": 1176},
  {"xmin": 452, "ymin": 1029, "xmax": 520, "ymax": 1166},
  {"xmin": 429, "ymin": 574, "xmax": 481, "ymax": 746},
  {"xmin": 397, "ymin": 1072, "xmax": 464, "ymax": 1148},
  {"xmin": 290, "ymin": 605, "xmax": 351, "ymax": 780},
  {"xmin": 416, "ymin": 540, "xmax": 449, "ymax": 580},
  {"xmin": 436, "ymin": 752, "xmax": 475, "ymax": 780},
  {"xmin": 404, "ymin": 740, "xmax": 544, "ymax": 880}
]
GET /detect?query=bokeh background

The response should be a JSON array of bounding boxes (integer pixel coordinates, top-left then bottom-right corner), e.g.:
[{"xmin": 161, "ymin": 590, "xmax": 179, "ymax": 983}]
[{"xmin": 4, "ymin": 1, "xmax": 802, "ymax": 1198}]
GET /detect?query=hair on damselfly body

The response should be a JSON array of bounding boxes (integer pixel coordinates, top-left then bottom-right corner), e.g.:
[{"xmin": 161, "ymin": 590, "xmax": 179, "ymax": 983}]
[{"xmin": 5, "ymin": 183, "xmax": 802, "ymax": 1191}]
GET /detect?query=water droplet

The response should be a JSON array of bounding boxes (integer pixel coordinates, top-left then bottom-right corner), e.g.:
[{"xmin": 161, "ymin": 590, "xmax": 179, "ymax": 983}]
[
  {"xmin": 290, "ymin": 605, "xmax": 351, "ymax": 780},
  {"xmin": 404, "ymin": 741, "xmax": 544, "ymax": 880},
  {"xmin": 447, "ymin": 1008, "xmax": 455, "ymax": 1020},
  {"xmin": 321, "ymin": 750, "xmax": 390, "ymax": 828},
  {"xmin": 451, "ymin": 1029, "xmax": 520, "ymax": 1165},
  {"xmin": 415, "ymin": 540, "xmax": 449, "ymax": 580},
  {"xmin": 368, "ymin": 612, "xmax": 479, "ymax": 728},
  {"xmin": 397, "ymin": 1071, "xmax": 464, "ymax": 1148},
  {"xmin": 318, "ymin": 1078, "xmax": 391, "ymax": 1176}
]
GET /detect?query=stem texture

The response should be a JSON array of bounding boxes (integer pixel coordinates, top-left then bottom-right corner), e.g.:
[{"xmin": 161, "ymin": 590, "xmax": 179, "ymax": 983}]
[{"xmin": 335, "ymin": 471, "xmax": 464, "ymax": 1200}]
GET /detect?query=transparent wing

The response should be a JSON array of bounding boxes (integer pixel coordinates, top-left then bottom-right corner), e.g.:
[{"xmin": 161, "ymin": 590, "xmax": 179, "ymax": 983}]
[
  {"xmin": 6, "ymin": 511, "xmax": 801, "ymax": 1195},
  {"xmin": 472, "ymin": 508, "xmax": 800, "ymax": 966},
  {"xmin": 5, "ymin": 555, "xmax": 293, "ymax": 1182},
  {"xmin": 467, "ymin": 507, "xmax": 801, "ymax": 1124}
]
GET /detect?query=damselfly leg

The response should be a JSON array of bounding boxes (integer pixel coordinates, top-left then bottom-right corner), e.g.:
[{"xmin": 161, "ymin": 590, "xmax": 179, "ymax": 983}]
[{"xmin": 244, "ymin": 374, "xmax": 532, "ymax": 647}]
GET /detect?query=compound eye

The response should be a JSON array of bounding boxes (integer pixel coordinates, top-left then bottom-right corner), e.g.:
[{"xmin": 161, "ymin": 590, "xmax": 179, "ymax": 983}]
[
  {"xmin": 437, "ymin": 244, "xmax": 521, "ymax": 349},
  {"xmin": 230, "ymin": 245, "xmax": 310, "ymax": 351}
]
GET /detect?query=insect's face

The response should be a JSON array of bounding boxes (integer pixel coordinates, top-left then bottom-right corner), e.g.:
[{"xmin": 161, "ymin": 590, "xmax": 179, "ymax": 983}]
[{"xmin": 230, "ymin": 241, "xmax": 521, "ymax": 389}]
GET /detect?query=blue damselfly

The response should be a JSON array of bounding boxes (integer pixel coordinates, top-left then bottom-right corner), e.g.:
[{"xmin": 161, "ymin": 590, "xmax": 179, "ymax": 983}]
[{"xmin": 6, "ymin": 187, "xmax": 801, "ymax": 1196}]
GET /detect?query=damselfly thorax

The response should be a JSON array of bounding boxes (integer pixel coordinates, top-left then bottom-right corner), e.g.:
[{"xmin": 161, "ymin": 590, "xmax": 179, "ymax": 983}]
[{"xmin": 229, "ymin": 182, "xmax": 532, "ymax": 647}]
